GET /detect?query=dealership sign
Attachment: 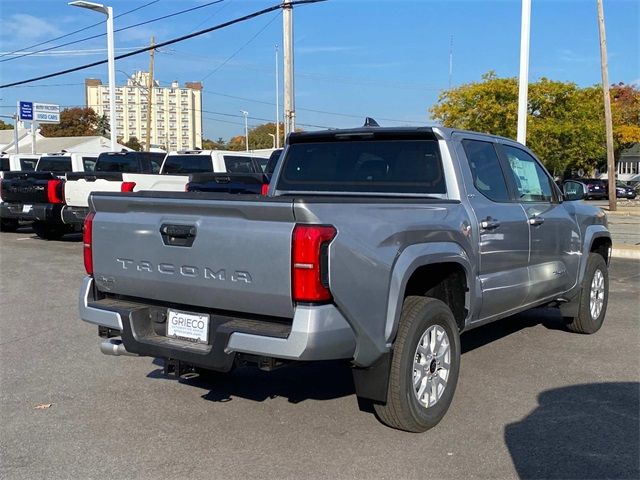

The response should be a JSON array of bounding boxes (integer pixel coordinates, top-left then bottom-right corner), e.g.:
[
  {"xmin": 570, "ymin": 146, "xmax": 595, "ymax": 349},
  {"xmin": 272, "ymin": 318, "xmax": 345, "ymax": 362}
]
[{"xmin": 18, "ymin": 101, "xmax": 60, "ymax": 124}]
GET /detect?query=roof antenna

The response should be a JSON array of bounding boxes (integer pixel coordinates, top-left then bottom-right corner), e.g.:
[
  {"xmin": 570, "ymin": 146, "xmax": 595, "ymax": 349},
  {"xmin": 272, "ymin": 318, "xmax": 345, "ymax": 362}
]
[{"xmin": 363, "ymin": 117, "xmax": 380, "ymax": 127}]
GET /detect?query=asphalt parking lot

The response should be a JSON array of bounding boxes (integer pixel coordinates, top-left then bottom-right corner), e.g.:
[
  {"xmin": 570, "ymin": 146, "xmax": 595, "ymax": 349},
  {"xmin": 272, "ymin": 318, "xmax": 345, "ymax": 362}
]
[{"xmin": 1, "ymin": 229, "xmax": 639, "ymax": 480}]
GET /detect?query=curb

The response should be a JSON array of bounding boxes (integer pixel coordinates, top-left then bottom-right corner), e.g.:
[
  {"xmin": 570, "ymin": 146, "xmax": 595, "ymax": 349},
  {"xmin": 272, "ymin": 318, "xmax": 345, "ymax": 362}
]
[{"xmin": 611, "ymin": 246, "xmax": 640, "ymax": 260}]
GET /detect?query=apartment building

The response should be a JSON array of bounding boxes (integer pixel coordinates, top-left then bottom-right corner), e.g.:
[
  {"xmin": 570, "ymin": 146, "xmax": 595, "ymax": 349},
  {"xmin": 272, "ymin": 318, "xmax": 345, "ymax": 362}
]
[{"xmin": 85, "ymin": 71, "xmax": 203, "ymax": 150}]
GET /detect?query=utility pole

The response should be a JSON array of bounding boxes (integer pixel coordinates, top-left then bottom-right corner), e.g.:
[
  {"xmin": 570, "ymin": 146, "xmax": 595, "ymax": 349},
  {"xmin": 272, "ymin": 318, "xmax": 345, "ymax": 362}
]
[
  {"xmin": 517, "ymin": 0, "xmax": 531, "ymax": 145},
  {"xmin": 146, "ymin": 36, "xmax": 155, "ymax": 151},
  {"xmin": 275, "ymin": 44, "xmax": 280, "ymax": 149},
  {"xmin": 596, "ymin": 0, "xmax": 616, "ymax": 212},
  {"xmin": 283, "ymin": 0, "xmax": 295, "ymax": 139}
]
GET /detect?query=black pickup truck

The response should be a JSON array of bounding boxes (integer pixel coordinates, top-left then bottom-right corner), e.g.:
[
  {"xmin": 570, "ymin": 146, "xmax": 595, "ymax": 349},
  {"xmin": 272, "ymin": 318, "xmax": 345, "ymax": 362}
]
[
  {"xmin": 185, "ymin": 149, "xmax": 282, "ymax": 194},
  {"xmin": 0, "ymin": 152, "xmax": 97, "ymax": 237}
]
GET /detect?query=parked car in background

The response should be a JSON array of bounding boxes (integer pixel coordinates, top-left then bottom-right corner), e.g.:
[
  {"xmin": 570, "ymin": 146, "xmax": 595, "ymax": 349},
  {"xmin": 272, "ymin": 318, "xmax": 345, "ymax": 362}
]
[
  {"xmin": 62, "ymin": 151, "xmax": 166, "ymax": 227},
  {"xmin": 615, "ymin": 181, "xmax": 637, "ymax": 199},
  {"xmin": 0, "ymin": 152, "xmax": 97, "ymax": 236},
  {"xmin": 62, "ymin": 150, "xmax": 270, "ymax": 228},
  {"xmin": 579, "ymin": 178, "xmax": 608, "ymax": 200},
  {"xmin": 0, "ymin": 153, "xmax": 40, "ymax": 174}
]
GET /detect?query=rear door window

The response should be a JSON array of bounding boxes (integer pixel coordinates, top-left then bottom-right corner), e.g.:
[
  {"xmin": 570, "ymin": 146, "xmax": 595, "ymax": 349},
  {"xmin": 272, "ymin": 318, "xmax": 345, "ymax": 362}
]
[
  {"xmin": 0, "ymin": 157, "xmax": 9, "ymax": 171},
  {"xmin": 162, "ymin": 154, "xmax": 213, "ymax": 174},
  {"xmin": 36, "ymin": 156, "xmax": 72, "ymax": 173},
  {"xmin": 462, "ymin": 140, "xmax": 511, "ymax": 202},
  {"xmin": 19, "ymin": 158, "xmax": 38, "ymax": 170},
  {"xmin": 502, "ymin": 145, "xmax": 554, "ymax": 202},
  {"xmin": 277, "ymin": 140, "xmax": 446, "ymax": 194},
  {"xmin": 223, "ymin": 155, "xmax": 257, "ymax": 173},
  {"xmin": 82, "ymin": 157, "xmax": 97, "ymax": 172}
]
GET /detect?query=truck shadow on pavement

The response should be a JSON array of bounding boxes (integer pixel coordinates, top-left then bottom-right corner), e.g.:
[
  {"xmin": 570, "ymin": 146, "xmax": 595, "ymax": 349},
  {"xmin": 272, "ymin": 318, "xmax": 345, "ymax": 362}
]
[
  {"xmin": 149, "ymin": 359, "xmax": 356, "ymax": 404},
  {"xmin": 146, "ymin": 307, "xmax": 572, "ymax": 405},
  {"xmin": 505, "ymin": 382, "xmax": 639, "ymax": 480}
]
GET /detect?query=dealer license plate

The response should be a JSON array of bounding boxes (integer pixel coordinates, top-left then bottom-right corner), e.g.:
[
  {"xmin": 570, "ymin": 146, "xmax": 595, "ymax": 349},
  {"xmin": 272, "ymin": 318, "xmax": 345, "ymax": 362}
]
[
  {"xmin": 166, "ymin": 309, "xmax": 209, "ymax": 343},
  {"xmin": 22, "ymin": 204, "xmax": 32, "ymax": 213}
]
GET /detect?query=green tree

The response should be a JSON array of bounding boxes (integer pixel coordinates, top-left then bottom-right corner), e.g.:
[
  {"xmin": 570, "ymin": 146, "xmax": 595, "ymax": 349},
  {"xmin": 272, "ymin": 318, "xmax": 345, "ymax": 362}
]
[
  {"xmin": 123, "ymin": 136, "xmax": 142, "ymax": 151},
  {"xmin": 430, "ymin": 73, "xmax": 639, "ymax": 177},
  {"xmin": 0, "ymin": 119, "xmax": 13, "ymax": 130},
  {"xmin": 95, "ymin": 114, "xmax": 110, "ymax": 137},
  {"xmin": 40, "ymin": 107, "xmax": 99, "ymax": 137}
]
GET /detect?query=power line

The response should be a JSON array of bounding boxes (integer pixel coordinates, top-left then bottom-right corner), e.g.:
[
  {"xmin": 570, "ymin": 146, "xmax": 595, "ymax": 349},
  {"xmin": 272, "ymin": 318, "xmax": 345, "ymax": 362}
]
[
  {"xmin": 0, "ymin": 0, "xmax": 225, "ymax": 64},
  {"xmin": 201, "ymin": 11, "xmax": 281, "ymax": 81},
  {"xmin": 0, "ymin": 1, "xmax": 326, "ymax": 89},
  {"xmin": 0, "ymin": 0, "xmax": 160, "ymax": 59}
]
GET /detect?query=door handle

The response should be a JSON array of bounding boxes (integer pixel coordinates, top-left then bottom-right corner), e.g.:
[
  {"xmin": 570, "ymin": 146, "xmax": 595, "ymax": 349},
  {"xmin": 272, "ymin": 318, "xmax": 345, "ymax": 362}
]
[
  {"xmin": 480, "ymin": 218, "xmax": 501, "ymax": 230},
  {"xmin": 528, "ymin": 216, "xmax": 545, "ymax": 226}
]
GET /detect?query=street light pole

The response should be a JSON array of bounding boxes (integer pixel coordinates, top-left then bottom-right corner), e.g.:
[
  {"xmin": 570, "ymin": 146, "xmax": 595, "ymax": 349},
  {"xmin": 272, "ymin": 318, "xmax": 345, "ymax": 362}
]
[
  {"xmin": 69, "ymin": 1, "xmax": 117, "ymax": 151},
  {"xmin": 240, "ymin": 110, "xmax": 249, "ymax": 151},
  {"xmin": 283, "ymin": 0, "xmax": 295, "ymax": 139},
  {"xmin": 517, "ymin": 0, "xmax": 531, "ymax": 145},
  {"xmin": 275, "ymin": 44, "xmax": 280, "ymax": 149}
]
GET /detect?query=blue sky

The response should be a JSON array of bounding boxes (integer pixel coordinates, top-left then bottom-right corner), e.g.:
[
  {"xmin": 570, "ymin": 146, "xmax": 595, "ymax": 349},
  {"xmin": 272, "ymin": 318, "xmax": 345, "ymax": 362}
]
[{"xmin": 0, "ymin": 0, "xmax": 638, "ymax": 140}]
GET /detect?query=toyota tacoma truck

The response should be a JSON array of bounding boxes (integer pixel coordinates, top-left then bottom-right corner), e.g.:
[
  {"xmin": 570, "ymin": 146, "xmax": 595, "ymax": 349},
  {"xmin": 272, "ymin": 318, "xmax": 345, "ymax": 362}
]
[
  {"xmin": 79, "ymin": 127, "xmax": 611, "ymax": 432},
  {"xmin": 0, "ymin": 152, "xmax": 97, "ymax": 237},
  {"xmin": 63, "ymin": 150, "xmax": 269, "ymax": 227}
]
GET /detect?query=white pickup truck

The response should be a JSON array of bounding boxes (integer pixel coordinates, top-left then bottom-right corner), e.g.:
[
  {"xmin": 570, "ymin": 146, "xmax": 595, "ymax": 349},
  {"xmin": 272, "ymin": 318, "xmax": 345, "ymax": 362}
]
[
  {"xmin": 0, "ymin": 153, "xmax": 40, "ymax": 174},
  {"xmin": 62, "ymin": 149, "xmax": 271, "ymax": 226}
]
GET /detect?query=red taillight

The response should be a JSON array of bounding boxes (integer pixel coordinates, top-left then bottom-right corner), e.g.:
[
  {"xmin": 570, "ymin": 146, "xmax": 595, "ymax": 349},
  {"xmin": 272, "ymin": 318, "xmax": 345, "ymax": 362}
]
[
  {"xmin": 83, "ymin": 212, "xmax": 95, "ymax": 275},
  {"xmin": 261, "ymin": 184, "xmax": 269, "ymax": 195},
  {"xmin": 292, "ymin": 225, "xmax": 336, "ymax": 303},
  {"xmin": 121, "ymin": 181, "xmax": 136, "ymax": 192},
  {"xmin": 47, "ymin": 179, "xmax": 64, "ymax": 204}
]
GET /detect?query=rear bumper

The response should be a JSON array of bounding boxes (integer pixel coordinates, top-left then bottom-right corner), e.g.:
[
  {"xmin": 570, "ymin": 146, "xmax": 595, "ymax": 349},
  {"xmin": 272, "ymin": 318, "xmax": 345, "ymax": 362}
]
[
  {"xmin": 79, "ymin": 277, "xmax": 356, "ymax": 369},
  {"xmin": 61, "ymin": 206, "xmax": 89, "ymax": 225},
  {"xmin": 0, "ymin": 202, "xmax": 62, "ymax": 222}
]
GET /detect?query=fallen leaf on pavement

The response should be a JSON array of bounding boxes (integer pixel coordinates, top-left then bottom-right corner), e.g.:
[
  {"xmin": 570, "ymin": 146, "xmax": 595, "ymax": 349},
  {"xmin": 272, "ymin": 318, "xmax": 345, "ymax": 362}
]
[{"xmin": 34, "ymin": 403, "xmax": 52, "ymax": 410}]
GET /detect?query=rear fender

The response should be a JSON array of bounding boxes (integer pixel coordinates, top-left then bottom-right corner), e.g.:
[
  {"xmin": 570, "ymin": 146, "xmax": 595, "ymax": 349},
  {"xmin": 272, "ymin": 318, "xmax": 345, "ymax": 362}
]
[{"xmin": 385, "ymin": 242, "xmax": 474, "ymax": 343}]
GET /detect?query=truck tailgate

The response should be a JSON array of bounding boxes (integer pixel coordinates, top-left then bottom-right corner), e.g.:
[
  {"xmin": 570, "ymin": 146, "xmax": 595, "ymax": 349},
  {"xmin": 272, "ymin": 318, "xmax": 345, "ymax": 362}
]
[
  {"xmin": 90, "ymin": 193, "xmax": 296, "ymax": 318},
  {"xmin": 65, "ymin": 173, "xmax": 124, "ymax": 207},
  {"xmin": 0, "ymin": 171, "xmax": 57, "ymax": 203}
]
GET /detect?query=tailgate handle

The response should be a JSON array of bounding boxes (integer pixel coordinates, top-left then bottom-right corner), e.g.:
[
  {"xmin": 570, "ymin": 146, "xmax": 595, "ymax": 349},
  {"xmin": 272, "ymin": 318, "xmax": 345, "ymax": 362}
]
[{"xmin": 160, "ymin": 224, "xmax": 197, "ymax": 247}]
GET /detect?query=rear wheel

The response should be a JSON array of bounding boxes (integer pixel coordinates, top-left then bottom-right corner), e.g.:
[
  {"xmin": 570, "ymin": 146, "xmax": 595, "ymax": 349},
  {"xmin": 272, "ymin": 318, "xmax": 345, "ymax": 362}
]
[
  {"xmin": 0, "ymin": 218, "xmax": 19, "ymax": 232},
  {"xmin": 32, "ymin": 221, "xmax": 70, "ymax": 241},
  {"xmin": 565, "ymin": 253, "xmax": 609, "ymax": 334},
  {"xmin": 374, "ymin": 296, "xmax": 461, "ymax": 433}
]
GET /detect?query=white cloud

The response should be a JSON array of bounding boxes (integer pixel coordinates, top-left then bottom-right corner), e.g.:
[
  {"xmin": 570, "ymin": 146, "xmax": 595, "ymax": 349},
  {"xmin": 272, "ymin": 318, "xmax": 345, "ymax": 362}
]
[{"xmin": 0, "ymin": 14, "xmax": 62, "ymax": 41}]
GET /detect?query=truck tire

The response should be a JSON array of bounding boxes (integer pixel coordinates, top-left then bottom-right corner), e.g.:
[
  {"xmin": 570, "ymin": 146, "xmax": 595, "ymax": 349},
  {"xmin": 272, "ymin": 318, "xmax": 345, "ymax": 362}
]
[
  {"xmin": 565, "ymin": 253, "xmax": 609, "ymax": 334},
  {"xmin": 0, "ymin": 218, "xmax": 19, "ymax": 232},
  {"xmin": 374, "ymin": 296, "xmax": 460, "ymax": 433},
  {"xmin": 32, "ymin": 221, "xmax": 69, "ymax": 241}
]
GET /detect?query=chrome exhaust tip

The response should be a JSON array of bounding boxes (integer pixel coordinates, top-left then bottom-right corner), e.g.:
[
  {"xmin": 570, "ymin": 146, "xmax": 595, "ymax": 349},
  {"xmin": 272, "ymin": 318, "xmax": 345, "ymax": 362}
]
[{"xmin": 100, "ymin": 338, "xmax": 137, "ymax": 356}]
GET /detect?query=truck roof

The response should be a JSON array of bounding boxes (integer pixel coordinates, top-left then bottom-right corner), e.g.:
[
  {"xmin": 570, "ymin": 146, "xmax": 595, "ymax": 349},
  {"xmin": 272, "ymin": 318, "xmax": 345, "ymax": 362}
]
[{"xmin": 288, "ymin": 126, "xmax": 521, "ymax": 145}]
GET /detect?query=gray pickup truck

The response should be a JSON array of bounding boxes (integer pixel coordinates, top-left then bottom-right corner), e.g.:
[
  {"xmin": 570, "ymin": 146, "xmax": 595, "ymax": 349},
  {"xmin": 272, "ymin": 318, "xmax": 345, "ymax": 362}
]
[{"xmin": 79, "ymin": 127, "xmax": 611, "ymax": 432}]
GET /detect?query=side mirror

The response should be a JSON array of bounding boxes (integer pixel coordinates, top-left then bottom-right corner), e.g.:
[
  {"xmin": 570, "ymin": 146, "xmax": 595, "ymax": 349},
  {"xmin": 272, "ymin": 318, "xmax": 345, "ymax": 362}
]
[{"xmin": 563, "ymin": 180, "xmax": 586, "ymax": 201}]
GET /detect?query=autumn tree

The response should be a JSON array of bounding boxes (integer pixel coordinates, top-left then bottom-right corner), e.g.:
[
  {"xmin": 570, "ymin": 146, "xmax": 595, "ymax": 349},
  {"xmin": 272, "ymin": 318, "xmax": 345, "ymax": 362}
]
[
  {"xmin": 202, "ymin": 137, "xmax": 227, "ymax": 150},
  {"xmin": 430, "ymin": 73, "xmax": 639, "ymax": 176},
  {"xmin": 0, "ymin": 119, "xmax": 13, "ymax": 130},
  {"xmin": 40, "ymin": 107, "xmax": 99, "ymax": 137},
  {"xmin": 611, "ymin": 83, "xmax": 640, "ymax": 156}
]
